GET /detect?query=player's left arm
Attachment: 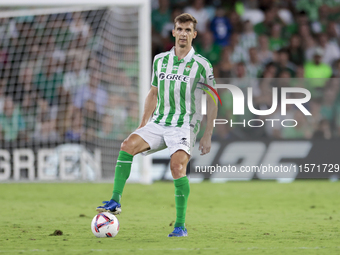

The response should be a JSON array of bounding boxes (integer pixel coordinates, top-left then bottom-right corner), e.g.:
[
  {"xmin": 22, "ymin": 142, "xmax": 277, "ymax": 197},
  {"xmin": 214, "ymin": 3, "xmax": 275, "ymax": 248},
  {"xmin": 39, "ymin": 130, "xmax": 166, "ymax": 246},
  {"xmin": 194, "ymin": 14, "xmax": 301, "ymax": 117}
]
[{"xmin": 199, "ymin": 62, "xmax": 218, "ymax": 155}]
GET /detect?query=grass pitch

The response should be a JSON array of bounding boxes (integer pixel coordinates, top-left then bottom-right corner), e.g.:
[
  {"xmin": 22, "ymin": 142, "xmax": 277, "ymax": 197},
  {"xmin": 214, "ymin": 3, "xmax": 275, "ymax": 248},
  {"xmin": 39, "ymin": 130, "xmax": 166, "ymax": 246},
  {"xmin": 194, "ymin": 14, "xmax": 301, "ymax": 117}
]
[{"xmin": 0, "ymin": 181, "xmax": 339, "ymax": 255}]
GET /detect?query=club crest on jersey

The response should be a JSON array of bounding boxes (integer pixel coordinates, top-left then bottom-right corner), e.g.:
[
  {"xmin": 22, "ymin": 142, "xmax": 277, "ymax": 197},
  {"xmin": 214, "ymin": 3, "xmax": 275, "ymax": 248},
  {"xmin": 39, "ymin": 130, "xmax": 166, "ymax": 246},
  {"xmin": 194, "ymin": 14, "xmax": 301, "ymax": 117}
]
[
  {"xmin": 185, "ymin": 66, "xmax": 191, "ymax": 72},
  {"xmin": 159, "ymin": 72, "xmax": 190, "ymax": 82}
]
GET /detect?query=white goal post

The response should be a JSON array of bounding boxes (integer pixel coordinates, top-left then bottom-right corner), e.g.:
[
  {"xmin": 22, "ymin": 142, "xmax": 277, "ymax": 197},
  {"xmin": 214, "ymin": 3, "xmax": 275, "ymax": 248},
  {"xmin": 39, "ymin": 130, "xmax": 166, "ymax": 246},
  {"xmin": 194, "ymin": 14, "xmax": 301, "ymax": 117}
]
[{"xmin": 0, "ymin": 0, "xmax": 152, "ymax": 184}]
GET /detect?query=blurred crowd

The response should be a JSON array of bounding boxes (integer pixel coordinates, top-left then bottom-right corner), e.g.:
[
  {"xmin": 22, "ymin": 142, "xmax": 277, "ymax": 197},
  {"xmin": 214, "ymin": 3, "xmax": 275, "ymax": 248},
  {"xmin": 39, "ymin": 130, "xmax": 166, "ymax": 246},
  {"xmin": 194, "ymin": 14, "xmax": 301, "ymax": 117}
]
[
  {"xmin": 1, "ymin": 0, "xmax": 340, "ymax": 146},
  {"xmin": 0, "ymin": 9, "xmax": 139, "ymax": 145},
  {"xmin": 152, "ymin": 0, "xmax": 340, "ymax": 140}
]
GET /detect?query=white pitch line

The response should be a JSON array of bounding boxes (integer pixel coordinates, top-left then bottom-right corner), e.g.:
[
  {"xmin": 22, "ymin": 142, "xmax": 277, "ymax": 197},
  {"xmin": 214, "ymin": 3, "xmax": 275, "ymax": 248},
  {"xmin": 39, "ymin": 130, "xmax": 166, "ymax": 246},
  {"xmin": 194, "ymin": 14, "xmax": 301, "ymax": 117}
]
[
  {"xmin": 0, "ymin": 246, "xmax": 339, "ymax": 253},
  {"xmin": 245, "ymin": 247, "xmax": 340, "ymax": 250}
]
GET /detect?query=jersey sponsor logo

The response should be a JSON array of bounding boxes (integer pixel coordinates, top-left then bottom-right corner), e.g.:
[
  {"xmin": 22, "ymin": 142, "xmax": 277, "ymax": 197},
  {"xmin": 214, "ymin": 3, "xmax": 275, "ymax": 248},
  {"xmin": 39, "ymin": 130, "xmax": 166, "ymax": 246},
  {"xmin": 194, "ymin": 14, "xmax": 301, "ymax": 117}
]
[
  {"xmin": 158, "ymin": 72, "xmax": 190, "ymax": 82},
  {"xmin": 208, "ymin": 74, "xmax": 214, "ymax": 80}
]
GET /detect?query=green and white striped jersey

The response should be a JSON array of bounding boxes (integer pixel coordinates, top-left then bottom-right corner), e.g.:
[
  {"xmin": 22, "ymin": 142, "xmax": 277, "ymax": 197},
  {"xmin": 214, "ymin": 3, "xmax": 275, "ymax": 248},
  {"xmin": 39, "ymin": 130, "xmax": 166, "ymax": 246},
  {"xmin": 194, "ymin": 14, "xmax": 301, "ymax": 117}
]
[{"xmin": 151, "ymin": 47, "xmax": 216, "ymax": 131}]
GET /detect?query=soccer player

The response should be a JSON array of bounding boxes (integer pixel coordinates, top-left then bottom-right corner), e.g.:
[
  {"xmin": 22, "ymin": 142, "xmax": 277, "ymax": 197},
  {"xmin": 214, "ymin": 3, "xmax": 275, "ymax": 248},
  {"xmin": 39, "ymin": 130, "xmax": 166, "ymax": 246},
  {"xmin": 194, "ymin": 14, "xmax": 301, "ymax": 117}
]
[{"xmin": 97, "ymin": 13, "xmax": 218, "ymax": 237}]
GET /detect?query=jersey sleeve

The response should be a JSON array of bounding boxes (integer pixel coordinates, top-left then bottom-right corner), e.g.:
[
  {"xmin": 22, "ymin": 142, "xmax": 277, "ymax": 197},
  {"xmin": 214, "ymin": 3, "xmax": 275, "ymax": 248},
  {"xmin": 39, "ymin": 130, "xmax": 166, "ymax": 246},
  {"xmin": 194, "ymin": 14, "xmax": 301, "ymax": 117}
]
[
  {"xmin": 151, "ymin": 56, "xmax": 158, "ymax": 87},
  {"xmin": 204, "ymin": 60, "xmax": 216, "ymax": 88}
]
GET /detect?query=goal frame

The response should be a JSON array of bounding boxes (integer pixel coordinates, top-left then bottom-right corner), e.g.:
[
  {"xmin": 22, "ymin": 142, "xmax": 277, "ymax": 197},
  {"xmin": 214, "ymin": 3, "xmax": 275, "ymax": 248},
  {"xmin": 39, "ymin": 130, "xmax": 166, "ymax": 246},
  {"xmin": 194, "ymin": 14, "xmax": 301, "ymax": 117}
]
[{"xmin": 0, "ymin": 0, "xmax": 152, "ymax": 184}]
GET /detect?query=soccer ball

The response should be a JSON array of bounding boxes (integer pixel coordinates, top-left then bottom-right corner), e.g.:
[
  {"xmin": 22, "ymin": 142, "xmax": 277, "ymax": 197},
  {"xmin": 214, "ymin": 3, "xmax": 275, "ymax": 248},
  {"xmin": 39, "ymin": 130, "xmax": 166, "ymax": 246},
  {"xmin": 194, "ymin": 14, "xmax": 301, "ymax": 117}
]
[{"xmin": 91, "ymin": 212, "xmax": 120, "ymax": 238}]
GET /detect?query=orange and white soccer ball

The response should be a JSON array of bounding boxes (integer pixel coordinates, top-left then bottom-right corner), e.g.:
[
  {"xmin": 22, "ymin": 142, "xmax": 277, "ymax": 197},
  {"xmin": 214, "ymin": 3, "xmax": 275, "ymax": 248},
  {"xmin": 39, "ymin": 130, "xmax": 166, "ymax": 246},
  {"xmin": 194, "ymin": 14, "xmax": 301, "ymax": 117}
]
[{"xmin": 91, "ymin": 212, "xmax": 120, "ymax": 238}]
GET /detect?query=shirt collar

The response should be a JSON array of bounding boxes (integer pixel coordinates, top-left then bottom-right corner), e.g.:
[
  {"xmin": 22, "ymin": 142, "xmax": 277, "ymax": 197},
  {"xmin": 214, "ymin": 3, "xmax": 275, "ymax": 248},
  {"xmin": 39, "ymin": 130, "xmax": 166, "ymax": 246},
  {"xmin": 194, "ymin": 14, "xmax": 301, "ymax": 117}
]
[{"xmin": 170, "ymin": 46, "xmax": 195, "ymax": 63}]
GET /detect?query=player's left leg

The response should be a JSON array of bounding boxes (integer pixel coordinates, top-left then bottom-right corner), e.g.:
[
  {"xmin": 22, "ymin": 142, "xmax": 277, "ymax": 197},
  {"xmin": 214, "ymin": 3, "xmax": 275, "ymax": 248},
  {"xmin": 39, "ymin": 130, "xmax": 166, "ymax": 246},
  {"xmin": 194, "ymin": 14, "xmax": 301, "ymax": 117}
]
[{"xmin": 168, "ymin": 150, "xmax": 190, "ymax": 237}]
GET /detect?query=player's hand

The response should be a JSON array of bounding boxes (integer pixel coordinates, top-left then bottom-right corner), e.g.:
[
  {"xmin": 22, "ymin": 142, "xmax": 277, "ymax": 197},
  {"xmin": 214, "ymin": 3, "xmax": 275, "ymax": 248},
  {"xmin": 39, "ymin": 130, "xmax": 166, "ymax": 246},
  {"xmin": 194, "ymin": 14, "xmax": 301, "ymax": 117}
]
[{"xmin": 199, "ymin": 134, "xmax": 212, "ymax": 155}]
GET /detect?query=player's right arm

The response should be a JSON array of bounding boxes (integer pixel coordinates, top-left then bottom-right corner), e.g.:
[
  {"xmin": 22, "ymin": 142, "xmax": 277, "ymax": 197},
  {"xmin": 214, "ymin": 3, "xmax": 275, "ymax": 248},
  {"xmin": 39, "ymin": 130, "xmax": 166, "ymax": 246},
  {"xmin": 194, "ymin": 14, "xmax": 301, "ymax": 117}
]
[
  {"xmin": 137, "ymin": 56, "xmax": 161, "ymax": 129},
  {"xmin": 137, "ymin": 86, "xmax": 158, "ymax": 129}
]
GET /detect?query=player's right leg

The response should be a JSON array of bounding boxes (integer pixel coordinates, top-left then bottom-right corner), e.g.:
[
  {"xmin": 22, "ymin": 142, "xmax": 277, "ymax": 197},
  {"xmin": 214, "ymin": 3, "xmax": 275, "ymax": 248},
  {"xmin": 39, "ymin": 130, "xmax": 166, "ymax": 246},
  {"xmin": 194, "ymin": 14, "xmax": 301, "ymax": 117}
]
[{"xmin": 96, "ymin": 133, "xmax": 150, "ymax": 214}]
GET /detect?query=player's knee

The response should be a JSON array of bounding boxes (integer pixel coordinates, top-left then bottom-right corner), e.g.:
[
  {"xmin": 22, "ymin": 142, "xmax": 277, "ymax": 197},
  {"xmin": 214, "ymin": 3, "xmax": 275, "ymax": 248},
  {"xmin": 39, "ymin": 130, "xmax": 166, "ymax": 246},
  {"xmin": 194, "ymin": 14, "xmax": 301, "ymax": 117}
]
[
  {"xmin": 171, "ymin": 162, "xmax": 186, "ymax": 179},
  {"xmin": 120, "ymin": 139, "xmax": 135, "ymax": 155}
]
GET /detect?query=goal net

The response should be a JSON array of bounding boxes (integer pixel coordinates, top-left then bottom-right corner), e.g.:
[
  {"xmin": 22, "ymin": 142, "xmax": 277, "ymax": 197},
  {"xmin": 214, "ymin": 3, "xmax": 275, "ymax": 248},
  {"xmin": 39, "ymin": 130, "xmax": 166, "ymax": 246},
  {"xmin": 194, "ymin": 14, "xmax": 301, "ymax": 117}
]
[{"xmin": 0, "ymin": 3, "xmax": 151, "ymax": 182}]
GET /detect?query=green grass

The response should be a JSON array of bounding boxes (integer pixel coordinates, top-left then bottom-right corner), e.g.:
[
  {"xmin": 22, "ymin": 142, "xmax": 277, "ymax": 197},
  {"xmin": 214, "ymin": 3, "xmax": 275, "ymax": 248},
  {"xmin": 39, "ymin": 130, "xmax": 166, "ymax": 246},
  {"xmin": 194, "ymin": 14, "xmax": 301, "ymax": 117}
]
[{"xmin": 0, "ymin": 181, "xmax": 339, "ymax": 255}]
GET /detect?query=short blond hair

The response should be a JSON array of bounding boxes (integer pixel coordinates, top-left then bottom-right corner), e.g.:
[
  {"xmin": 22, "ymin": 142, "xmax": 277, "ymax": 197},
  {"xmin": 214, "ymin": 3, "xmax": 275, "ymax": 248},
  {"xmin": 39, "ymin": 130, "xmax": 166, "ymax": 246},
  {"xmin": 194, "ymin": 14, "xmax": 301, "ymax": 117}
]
[{"xmin": 174, "ymin": 13, "xmax": 197, "ymax": 31}]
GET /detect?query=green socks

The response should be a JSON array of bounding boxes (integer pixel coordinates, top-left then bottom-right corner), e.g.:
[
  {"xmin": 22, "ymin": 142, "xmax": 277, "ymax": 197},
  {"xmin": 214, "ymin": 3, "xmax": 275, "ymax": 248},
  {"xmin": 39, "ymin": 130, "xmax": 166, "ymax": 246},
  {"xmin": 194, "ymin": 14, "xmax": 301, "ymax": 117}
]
[
  {"xmin": 111, "ymin": 151, "xmax": 133, "ymax": 203},
  {"xmin": 112, "ymin": 151, "xmax": 190, "ymax": 229},
  {"xmin": 174, "ymin": 176, "xmax": 190, "ymax": 229}
]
